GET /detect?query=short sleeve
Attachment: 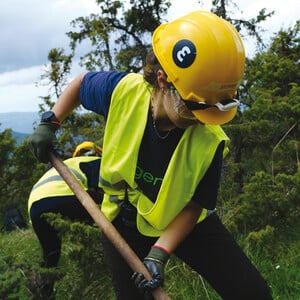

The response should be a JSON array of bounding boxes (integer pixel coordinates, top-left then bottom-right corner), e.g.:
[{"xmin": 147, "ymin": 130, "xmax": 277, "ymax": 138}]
[
  {"xmin": 192, "ymin": 141, "xmax": 225, "ymax": 209},
  {"xmin": 79, "ymin": 71, "xmax": 127, "ymax": 119}
]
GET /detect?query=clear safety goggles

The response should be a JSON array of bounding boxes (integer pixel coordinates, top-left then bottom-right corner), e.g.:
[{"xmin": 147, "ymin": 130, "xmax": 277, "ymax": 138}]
[
  {"xmin": 184, "ymin": 98, "xmax": 240, "ymax": 111},
  {"xmin": 170, "ymin": 85, "xmax": 239, "ymax": 114}
]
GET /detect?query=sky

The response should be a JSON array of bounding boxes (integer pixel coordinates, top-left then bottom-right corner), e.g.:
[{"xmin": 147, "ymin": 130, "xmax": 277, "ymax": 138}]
[{"xmin": 0, "ymin": 0, "xmax": 299, "ymax": 113}]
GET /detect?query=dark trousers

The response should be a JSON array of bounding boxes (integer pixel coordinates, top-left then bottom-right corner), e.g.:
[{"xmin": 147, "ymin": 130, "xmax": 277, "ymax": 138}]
[
  {"xmin": 30, "ymin": 195, "xmax": 95, "ymax": 267},
  {"xmin": 101, "ymin": 213, "xmax": 273, "ymax": 300}
]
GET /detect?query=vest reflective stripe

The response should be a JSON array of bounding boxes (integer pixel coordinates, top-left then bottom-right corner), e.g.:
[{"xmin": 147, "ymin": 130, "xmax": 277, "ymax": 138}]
[
  {"xmin": 99, "ymin": 176, "xmax": 126, "ymax": 191},
  {"xmin": 31, "ymin": 168, "xmax": 85, "ymax": 191},
  {"xmin": 108, "ymin": 195, "xmax": 123, "ymax": 207},
  {"xmin": 100, "ymin": 73, "xmax": 229, "ymax": 236}
]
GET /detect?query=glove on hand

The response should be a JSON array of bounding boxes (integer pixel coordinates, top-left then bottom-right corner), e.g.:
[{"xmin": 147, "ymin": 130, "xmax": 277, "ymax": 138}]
[
  {"xmin": 132, "ymin": 246, "xmax": 170, "ymax": 293},
  {"xmin": 28, "ymin": 122, "xmax": 59, "ymax": 163}
]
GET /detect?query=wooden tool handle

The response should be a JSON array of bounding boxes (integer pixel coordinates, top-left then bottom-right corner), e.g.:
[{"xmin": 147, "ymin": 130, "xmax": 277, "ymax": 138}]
[{"xmin": 49, "ymin": 152, "xmax": 171, "ymax": 300}]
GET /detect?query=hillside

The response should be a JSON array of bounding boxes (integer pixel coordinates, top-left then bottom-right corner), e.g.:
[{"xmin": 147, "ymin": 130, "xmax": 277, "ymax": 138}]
[
  {"xmin": 0, "ymin": 112, "xmax": 39, "ymax": 134},
  {"xmin": 11, "ymin": 131, "xmax": 29, "ymax": 144}
]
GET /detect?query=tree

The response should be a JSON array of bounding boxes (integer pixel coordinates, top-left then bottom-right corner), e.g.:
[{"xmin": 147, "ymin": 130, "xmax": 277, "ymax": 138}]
[
  {"xmin": 33, "ymin": 0, "xmax": 300, "ymax": 237},
  {"xmin": 243, "ymin": 21, "xmax": 300, "ymax": 103},
  {"xmin": 0, "ymin": 129, "xmax": 17, "ymax": 222},
  {"xmin": 0, "ymin": 128, "xmax": 15, "ymax": 175},
  {"xmin": 219, "ymin": 22, "xmax": 300, "ymax": 238},
  {"xmin": 0, "ymin": 129, "xmax": 46, "ymax": 223},
  {"xmin": 67, "ymin": 0, "xmax": 171, "ymax": 72},
  {"xmin": 3, "ymin": 2, "xmax": 300, "ymax": 298},
  {"xmin": 208, "ymin": 0, "xmax": 274, "ymax": 46},
  {"xmin": 231, "ymin": 21, "xmax": 300, "ymax": 176},
  {"xmin": 39, "ymin": 48, "xmax": 73, "ymax": 101},
  {"xmin": 36, "ymin": 47, "xmax": 105, "ymax": 156},
  {"xmin": 35, "ymin": 0, "xmax": 171, "ymax": 156},
  {"xmin": 229, "ymin": 169, "xmax": 300, "ymax": 239}
]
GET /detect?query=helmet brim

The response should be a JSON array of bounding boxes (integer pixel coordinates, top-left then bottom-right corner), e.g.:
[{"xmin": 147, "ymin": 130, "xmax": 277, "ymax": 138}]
[
  {"xmin": 191, "ymin": 107, "xmax": 237, "ymax": 125},
  {"xmin": 73, "ymin": 142, "xmax": 102, "ymax": 157}
]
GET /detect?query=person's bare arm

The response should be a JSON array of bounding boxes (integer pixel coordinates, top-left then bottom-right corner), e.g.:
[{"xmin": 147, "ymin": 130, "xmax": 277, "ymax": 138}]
[
  {"xmin": 52, "ymin": 72, "xmax": 87, "ymax": 122},
  {"xmin": 155, "ymin": 200, "xmax": 203, "ymax": 253}
]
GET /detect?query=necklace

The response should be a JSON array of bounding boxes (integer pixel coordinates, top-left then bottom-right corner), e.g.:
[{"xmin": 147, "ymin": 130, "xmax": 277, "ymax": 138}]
[{"xmin": 150, "ymin": 103, "xmax": 171, "ymax": 139}]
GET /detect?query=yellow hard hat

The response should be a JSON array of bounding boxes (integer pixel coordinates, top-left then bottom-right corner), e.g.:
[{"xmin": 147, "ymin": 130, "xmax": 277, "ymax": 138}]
[
  {"xmin": 72, "ymin": 141, "xmax": 102, "ymax": 157},
  {"xmin": 152, "ymin": 10, "xmax": 245, "ymax": 125}
]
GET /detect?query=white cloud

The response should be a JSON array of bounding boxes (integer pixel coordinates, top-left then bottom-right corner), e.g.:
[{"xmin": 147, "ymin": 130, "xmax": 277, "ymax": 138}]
[
  {"xmin": 0, "ymin": 0, "xmax": 299, "ymax": 113},
  {"xmin": 0, "ymin": 66, "xmax": 42, "ymax": 86},
  {"xmin": 0, "ymin": 0, "xmax": 97, "ymax": 73},
  {"xmin": 0, "ymin": 63, "xmax": 85, "ymax": 113},
  {"xmin": 237, "ymin": 0, "xmax": 299, "ymax": 32},
  {"xmin": 167, "ymin": 0, "xmax": 211, "ymax": 17},
  {"xmin": 0, "ymin": 82, "xmax": 45, "ymax": 113},
  {"xmin": 0, "ymin": 67, "xmax": 47, "ymax": 112}
]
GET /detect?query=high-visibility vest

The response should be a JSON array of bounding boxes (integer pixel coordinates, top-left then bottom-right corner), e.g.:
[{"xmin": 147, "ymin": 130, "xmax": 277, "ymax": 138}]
[
  {"xmin": 100, "ymin": 73, "xmax": 229, "ymax": 236},
  {"xmin": 28, "ymin": 156, "xmax": 101, "ymax": 212}
]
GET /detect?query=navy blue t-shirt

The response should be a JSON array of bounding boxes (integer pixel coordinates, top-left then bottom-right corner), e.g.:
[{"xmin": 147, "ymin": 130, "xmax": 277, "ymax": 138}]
[{"xmin": 80, "ymin": 71, "xmax": 224, "ymax": 210}]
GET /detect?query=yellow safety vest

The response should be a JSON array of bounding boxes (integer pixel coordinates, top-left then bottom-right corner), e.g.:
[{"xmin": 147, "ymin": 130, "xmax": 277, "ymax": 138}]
[
  {"xmin": 100, "ymin": 73, "xmax": 229, "ymax": 236},
  {"xmin": 28, "ymin": 156, "xmax": 101, "ymax": 213}
]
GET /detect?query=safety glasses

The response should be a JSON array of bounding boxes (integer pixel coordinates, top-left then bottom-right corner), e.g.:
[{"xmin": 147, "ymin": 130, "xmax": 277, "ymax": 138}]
[
  {"xmin": 170, "ymin": 85, "xmax": 239, "ymax": 112},
  {"xmin": 184, "ymin": 98, "xmax": 240, "ymax": 111}
]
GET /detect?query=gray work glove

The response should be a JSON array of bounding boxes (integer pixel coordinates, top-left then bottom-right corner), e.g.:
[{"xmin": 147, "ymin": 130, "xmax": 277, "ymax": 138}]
[{"xmin": 28, "ymin": 122, "xmax": 60, "ymax": 163}]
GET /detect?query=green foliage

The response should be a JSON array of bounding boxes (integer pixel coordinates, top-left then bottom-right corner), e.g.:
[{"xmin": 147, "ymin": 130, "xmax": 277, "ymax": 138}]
[
  {"xmin": 34, "ymin": 46, "xmax": 105, "ymax": 158},
  {"xmin": 207, "ymin": 0, "xmax": 274, "ymax": 46},
  {"xmin": 241, "ymin": 222, "xmax": 300, "ymax": 299},
  {"xmin": 1, "ymin": 223, "xmax": 299, "ymax": 299},
  {"xmin": 223, "ymin": 20, "xmax": 300, "ymax": 195},
  {"xmin": 0, "ymin": 131, "xmax": 46, "ymax": 224},
  {"xmin": 164, "ymin": 258, "xmax": 221, "ymax": 299},
  {"xmin": 230, "ymin": 170, "xmax": 300, "ymax": 235},
  {"xmin": 39, "ymin": 48, "xmax": 74, "ymax": 99},
  {"xmin": 33, "ymin": 1, "xmax": 171, "ymax": 158},
  {"xmin": 1, "ymin": 1, "xmax": 300, "ymax": 299},
  {"xmin": 245, "ymin": 225, "xmax": 276, "ymax": 257},
  {"xmin": 0, "ymin": 219, "xmax": 114, "ymax": 300},
  {"xmin": 58, "ymin": 111, "xmax": 105, "ymax": 157},
  {"xmin": 0, "ymin": 129, "xmax": 16, "ymax": 173},
  {"xmin": 243, "ymin": 21, "xmax": 300, "ymax": 103},
  {"xmin": 43, "ymin": 214, "xmax": 114, "ymax": 299},
  {"xmin": 67, "ymin": 0, "xmax": 171, "ymax": 72},
  {"xmin": 0, "ymin": 229, "xmax": 44, "ymax": 300}
]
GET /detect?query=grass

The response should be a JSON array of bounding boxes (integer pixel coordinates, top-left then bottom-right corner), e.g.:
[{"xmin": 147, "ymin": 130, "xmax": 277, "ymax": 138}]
[
  {"xmin": 259, "ymin": 242, "xmax": 300, "ymax": 299},
  {"xmin": 1, "ymin": 224, "xmax": 299, "ymax": 299}
]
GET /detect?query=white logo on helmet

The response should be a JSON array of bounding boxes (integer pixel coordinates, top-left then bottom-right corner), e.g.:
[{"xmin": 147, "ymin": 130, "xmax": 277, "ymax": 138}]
[
  {"xmin": 177, "ymin": 46, "xmax": 191, "ymax": 62},
  {"xmin": 173, "ymin": 40, "xmax": 196, "ymax": 68}
]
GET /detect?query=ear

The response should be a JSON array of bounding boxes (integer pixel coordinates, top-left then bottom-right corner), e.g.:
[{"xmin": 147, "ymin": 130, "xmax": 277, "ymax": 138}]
[{"xmin": 156, "ymin": 69, "xmax": 168, "ymax": 89}]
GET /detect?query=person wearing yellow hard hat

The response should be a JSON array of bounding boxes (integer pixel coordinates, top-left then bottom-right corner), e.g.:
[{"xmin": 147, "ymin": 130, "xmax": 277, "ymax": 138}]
[
  {"xmin": 28, "ymin": 142, "xmax": 103, "ymax": 297},
  {"xmin": 72, "ymin": 141, "xmax": 102, "ymax": 157},
  {"xmin": 28, "ymin": 11, "xmax": 272, "ymax": 300}
]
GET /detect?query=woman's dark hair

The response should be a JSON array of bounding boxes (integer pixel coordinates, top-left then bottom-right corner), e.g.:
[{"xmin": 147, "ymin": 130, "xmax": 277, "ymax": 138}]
[{"xmin": 143, "ymin": 50, "xmax": 162, "ymax": 87}]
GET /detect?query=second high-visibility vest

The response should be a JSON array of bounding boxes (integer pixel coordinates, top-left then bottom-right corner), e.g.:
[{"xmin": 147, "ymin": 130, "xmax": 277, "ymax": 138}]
[{"xmin": 28, "ymin": 156, "xmax": 101, "ymax": 212}]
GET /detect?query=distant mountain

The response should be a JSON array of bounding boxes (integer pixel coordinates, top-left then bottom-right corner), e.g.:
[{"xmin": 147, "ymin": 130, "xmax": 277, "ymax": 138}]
[
  {"xmin": 0, "ymin": 112, "xmax": 39, "ymax": 134},
  {"xmin": 12, "ymin": 131, "xmax": 29, "ymax": 144}
]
